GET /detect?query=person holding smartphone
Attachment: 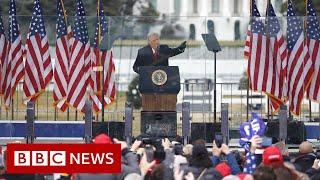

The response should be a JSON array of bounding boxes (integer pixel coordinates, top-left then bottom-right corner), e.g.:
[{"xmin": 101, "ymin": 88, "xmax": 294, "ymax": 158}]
[{"xmin": 210, "ymin": 141, "xmax": 241, "ymax": 175}]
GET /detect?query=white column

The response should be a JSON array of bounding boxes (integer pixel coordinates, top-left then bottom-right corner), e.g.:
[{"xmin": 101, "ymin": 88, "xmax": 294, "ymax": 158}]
[
  {"xmin": 243, "ymin": 0, "xmax": 250, "ymax": 17},
  {"xmin": 222, "ymin": 0, "xmax": 231, "ymax": 16},
  {"xmin": 199, "ymin": 0, "xmax": 208, "ymax": 16},
  {"xmin": 180, "ymin": 0, "xmax": 188, "ymax": 16},
  {"xmin": 179, "ymin": 0, "xmax": 188, "ymax": 21}
]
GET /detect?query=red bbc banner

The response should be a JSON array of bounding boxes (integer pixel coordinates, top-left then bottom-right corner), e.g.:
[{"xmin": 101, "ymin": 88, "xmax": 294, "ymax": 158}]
[{"xmin": 6, "ymin": 144, "xmax": 121, "ymax": 173}]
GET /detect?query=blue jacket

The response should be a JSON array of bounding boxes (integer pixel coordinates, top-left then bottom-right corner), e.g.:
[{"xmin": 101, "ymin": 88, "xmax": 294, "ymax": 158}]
[{"xmin": 210, "ymin": 153, "xmax": 241, "ymax": 175}]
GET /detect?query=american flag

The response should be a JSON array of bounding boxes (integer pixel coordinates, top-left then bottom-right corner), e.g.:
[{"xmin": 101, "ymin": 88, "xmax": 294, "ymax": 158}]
[
  {"xmin": 306, "ymin": 0, "xmax": 320, "ymax": 102},
  {"xmin": 243, "ymin": 0, "xmax": 259, "ymax": 59},
  {"xmin": 90, "ymin": 0, "xmax": 116, "ymax": 112},
  {"xmin": 23, "ymin": 0, "xmax": 53, "ymax": 103},
  {"xmin": 2, "ymin": 0, "xmax": 25, "ymax": 108},
  {"xmin": 264, "ymin": 3, "xmax": 287, "ymax": 111},
  {"xmin": 286, "ymin": 0, "xmax": 314, "ymax": 115},
  {"xmin": 244, "ymin": 24, "xmax": 251, "ymax": 60},
  {"xmin": 67, "ymin": 0, "xmax": 91, "ymax": 112},
  {"xmin": 53, "ymin": 0, "xmax": 70, "ymax": 111},
  {"xmin": 247, "ymin": 3, "xmax": 267, "ymax": 92},
  {"xmin": 0, "ymin": 16, "xmax": 8, "ymax": 99}
]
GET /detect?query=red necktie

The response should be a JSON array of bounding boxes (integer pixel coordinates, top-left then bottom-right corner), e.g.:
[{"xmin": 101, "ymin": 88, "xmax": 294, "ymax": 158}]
[{"xmin": 153, "ymin": 50, "xmax": 157, "ymax": 60}]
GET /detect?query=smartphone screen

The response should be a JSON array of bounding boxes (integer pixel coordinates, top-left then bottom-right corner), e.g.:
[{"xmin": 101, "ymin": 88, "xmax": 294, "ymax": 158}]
[
  {"xmin": 144, "ymin": 147, "xmax": 154, "ymax": 162},
  {"xmin": 215, "ymin": 135, "xmax": 223, "ymax": 148},
  {"xmin": 261, "ymin": 137, "xmax": 272, "ymax": 147}
]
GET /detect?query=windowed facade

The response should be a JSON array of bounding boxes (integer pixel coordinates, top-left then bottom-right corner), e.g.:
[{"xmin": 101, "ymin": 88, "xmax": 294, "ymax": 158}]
[{"xmin": 211, "ymin": 0, "xmax": 219, "ymax": 13}]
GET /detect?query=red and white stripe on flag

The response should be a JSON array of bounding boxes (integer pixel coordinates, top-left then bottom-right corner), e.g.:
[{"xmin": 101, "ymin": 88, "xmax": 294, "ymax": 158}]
[
  {"xmin": 250, "ymin": 35, "xmax": 287, "ymax": 103},
  {"xmin": 90, "ymin": 50, "xmax": 116, "ymax": 112},
  {"xmin": 286, "ymin": 1, "xmax": 314, "ymax": 115},
  {"xmin": 23, "ymin": 34, "xmax": 52, "ymax": 103},
  {"xmin": 244, "ymin": 25, "xmax": 251, "ymax": 60},
  {"xmin": 4, "ymin": 35, "xmax": 24, "ymax": 108},
  {"xmin": 7, "ymin": 11, "xmax": 24, "ymax": 108},
  {"xmin": 0, "ymin": 33, "xmax": 8, "ymax": 97},
  {"xmin": 54, "ymin": 34, "xmax": 70, "ymax": 111},
  {"xmin": 53, "ymin": 0, "xmax": 72, "ymax": 112},
  {"xmin": 306, "ymin": 38, "xmax": 320, "ymax": 101},
  {"xmin": 67, "ymin": 39, "xmax": 91, "ymax": 112},
  {"xmin": 306, "ymin": 0, "xmax": 320, "ymax": 102},
  {"xmin": 104, "ymin": 51, "xmax": 116, "ymax": 102},
  {"xmin": 42, "ymin": 36, "xmax": 53, "ymax": 88},
  {"xmin": 248, "ymin": 27, "xmax": 286, "ymax": 111},
  {"xmin": 287, "ymin": 35, "xmax": 313, "ymax": 115},
  {"xmin": 23, "ymin": 0, "xmax": 53, "ymax": 104}
]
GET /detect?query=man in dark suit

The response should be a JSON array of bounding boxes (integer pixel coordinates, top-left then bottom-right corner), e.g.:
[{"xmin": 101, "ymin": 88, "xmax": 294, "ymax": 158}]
[{"xmin": 133, "ymin": 32, "xmax": 187, "ymax": 73}]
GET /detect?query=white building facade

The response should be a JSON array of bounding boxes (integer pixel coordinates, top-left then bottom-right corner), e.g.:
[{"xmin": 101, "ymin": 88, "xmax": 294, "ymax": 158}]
[{"xmin": 151, "ymin": 0, "xmax": 285, "ymax": 41}]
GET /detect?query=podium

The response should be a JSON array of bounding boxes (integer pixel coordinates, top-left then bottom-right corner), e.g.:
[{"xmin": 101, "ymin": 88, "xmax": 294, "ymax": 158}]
[{"xmin": 139, "ymin": 66, "xmax": 180, "ymax": 137}]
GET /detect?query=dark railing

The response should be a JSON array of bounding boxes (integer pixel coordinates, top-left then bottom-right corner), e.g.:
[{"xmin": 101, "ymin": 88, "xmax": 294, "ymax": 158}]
[{"xmin": 0, "ymin": 81, "xmax": 319, "ymax": 131}]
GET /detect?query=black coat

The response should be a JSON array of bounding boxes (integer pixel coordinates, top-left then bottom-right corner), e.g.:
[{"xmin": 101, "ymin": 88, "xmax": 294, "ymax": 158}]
[
  {"xmin": 133, "ymin": 44, "xmax": 183, "ymax": 73},
  {"xmin": 293, "ymin": 153, "xmax": 316, "ymax": 173}
]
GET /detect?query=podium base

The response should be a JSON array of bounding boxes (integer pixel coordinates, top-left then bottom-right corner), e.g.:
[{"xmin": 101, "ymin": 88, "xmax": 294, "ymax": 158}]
[{"xmin": 141, "ymin": 111, "xmax": 177, "ymax": 137}]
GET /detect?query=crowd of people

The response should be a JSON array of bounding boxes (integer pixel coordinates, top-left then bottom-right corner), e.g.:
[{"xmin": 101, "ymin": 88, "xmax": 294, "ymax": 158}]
[{"xmin": 0, "ymin": 133, "xmax": 320, "ymax": 180}]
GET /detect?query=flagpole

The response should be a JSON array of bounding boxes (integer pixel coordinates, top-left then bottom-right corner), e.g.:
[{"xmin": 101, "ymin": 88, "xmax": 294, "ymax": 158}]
[
  {"xmin": 287, "ymin": 0, "xmax": 291, "ymax": 120},
  {"xmin": 60, "ymin": 0, "xmax": 71, "ymax": 118},
  {"xmin": 247, "ymin": 0, "xmax": 252, "ymax": 121},
  {"xmin": 266, "ymin": 0, "xmax": 271, "ymax": 121},
  {"xmin": 97, "ymin": 0, "xmax": 105, "ymax": 123},
  {"xmin": 305, "ymin": 0, "xmax": 312, "ymax": 121},
  {"xmin": 60, "ymin": 0, "xmax": 68, "ymax": 24}
]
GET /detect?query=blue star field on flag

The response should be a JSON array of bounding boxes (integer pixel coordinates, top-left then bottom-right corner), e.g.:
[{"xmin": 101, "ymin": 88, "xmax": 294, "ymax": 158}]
[
  {"xmin": 93, "ymin": 0, "xmax": 108, "ymax": 48},
  {"xmin": 73, "ymin": 0, "xmax": 89, "ymax": 44},
  {"xmin": 266, "ymin": 4, "xmax": 281, "ymax": 38},
  {"xmin": 306, "ymin": 0, "xmax": 320, "ymax": 40},
  {"xmin": 287, "ymin": 0, "xmax": 304, "ymax": 50},
  {"xmin": 8, "ymin": 0, "xmax": 20, "ymax": 43},
  {"xmin": 251, "ymin": 1, "xmax": 265, "ymax": 36},
  {"xmin": 56, "ymin": 0, "xmax": 68, "ymax": 39},
  {"xmin": 0, "ymin": 16, "xmax": 5, "ymax": 35},
  {"xmin": 29, "ymin": 0, "xmax": 47, "ymax": 38}
]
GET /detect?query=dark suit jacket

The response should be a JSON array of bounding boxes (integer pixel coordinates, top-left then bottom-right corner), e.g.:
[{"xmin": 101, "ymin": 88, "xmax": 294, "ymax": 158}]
[{"xmin": 133, "ymin": 44, "xmax": 183, "ymax": 73}]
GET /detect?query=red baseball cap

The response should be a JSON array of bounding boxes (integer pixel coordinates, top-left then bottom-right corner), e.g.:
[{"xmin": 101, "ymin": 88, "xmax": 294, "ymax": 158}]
[
  {"xmin": 263, "ymin": 146, "xmax": 283, "ymax": 166},
  {"xmin": 93, "ymin": 133, "xmax": 113, "ymax": 144},
  {"xmin": 215, "ymin": 162, "xmax": 231, "ymax": 177}
]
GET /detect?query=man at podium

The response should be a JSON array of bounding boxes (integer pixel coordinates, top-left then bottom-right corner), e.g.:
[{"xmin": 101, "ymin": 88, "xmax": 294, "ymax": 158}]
[{"xmin": 133, "ymin": 32, "xmax": 187, "ymax": 73}]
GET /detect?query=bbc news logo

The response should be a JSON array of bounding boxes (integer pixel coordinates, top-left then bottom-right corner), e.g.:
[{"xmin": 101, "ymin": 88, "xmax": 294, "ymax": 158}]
[
  {"xmin": 6, "ymin": 144, "xmax": 121, "ymax": 173},
  {"xmin": 14, "ymin": 151, "xmax": 66, "ymax": 166}
]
